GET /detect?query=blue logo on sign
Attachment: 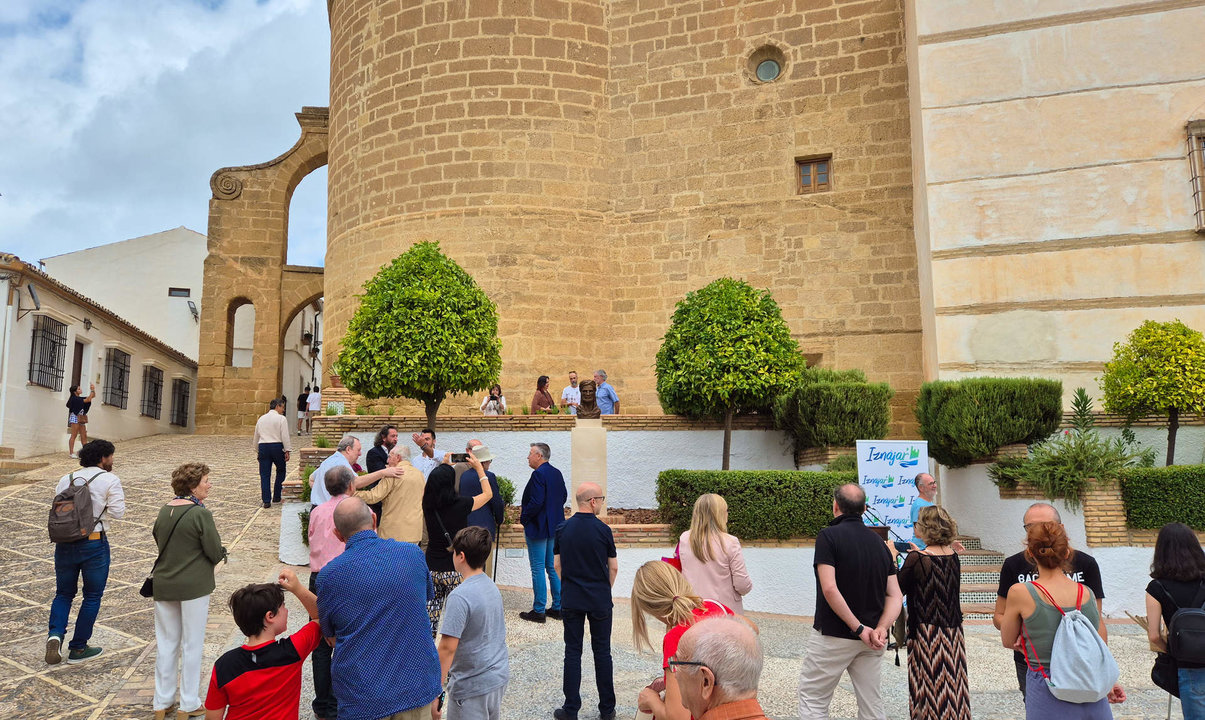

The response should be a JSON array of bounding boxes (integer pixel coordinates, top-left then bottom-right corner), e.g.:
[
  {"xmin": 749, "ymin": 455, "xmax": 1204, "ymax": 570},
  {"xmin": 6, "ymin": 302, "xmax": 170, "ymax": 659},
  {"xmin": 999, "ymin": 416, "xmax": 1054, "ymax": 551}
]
[{"xmin": 865, "ymin": 446, "xmax": 921, "ymax": 468}]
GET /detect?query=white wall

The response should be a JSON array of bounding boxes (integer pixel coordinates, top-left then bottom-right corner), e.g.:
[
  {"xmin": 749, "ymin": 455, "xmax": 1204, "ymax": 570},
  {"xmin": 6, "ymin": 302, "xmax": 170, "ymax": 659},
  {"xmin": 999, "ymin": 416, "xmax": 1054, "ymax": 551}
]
[
  {"xmin": 1095, "ymin": 547, "xmax": 1157, "ymax": 617},
  {"xmin": 0, "ymin": 279, "xmax": 195, "ymax": 458},
  {"xmin": 496, "ymin": 544, "xmax": 817, "ymax": 617},
  {"xmin": 339, "ymin": 428, "xmax": 794, "ymax": 508},
  {"xmin": 40, "ymin": 227, "xmax": 207, "ymax": 359}
]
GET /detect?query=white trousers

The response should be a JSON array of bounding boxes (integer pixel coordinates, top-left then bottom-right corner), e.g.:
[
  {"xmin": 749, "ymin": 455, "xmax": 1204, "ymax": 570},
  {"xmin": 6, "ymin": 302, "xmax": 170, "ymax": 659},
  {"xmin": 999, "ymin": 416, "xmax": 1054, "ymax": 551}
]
[
  {"xmin": 154, "ymin": 595, "xmax": 211, "ymax": 712},
  {"xmin": 797, "ymin": 629, "xmax": 886, "ymax": 720}
]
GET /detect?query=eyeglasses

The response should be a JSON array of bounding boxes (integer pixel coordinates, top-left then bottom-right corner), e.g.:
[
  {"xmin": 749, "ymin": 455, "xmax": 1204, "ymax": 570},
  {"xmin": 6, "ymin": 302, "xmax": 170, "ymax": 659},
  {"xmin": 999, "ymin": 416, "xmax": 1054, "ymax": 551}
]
[
  {"xmin": 591, "ymin": 496, "xmax": 606, "ymax": 502},
  {"xmin": 667, "ymin": 659, "xmax": 711, "ymax": 675}
]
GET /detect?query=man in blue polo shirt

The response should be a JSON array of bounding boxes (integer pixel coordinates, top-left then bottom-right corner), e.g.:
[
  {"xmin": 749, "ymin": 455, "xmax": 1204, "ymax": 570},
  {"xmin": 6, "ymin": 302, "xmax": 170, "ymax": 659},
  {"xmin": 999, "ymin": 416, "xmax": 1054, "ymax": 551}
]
[
  {"xmin": 592, "ymin": 370, "xmax": 619, "ymax": 415},
  {"xmin": 553, "ymin": 482, "xmax": 618, "ymax": 720},
  {"xmin": 317, "ymin": 498, "xmax": 440, "ymax": 720}
]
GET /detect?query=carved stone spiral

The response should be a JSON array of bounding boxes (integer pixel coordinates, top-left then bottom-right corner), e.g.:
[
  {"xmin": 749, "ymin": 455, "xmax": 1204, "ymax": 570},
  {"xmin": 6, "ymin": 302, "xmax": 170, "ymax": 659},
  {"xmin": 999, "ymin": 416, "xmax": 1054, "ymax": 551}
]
[{"xmin": 211, "ymin": 173, "xmax": 243, "ymax": 200}]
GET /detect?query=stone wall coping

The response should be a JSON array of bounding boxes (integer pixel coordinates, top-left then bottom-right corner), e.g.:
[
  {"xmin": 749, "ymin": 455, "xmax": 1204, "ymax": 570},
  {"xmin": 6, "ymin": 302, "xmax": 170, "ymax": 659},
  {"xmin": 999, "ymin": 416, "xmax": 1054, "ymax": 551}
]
[{"xmin": 310, "ymin": 414, "xmax": 778, "ymax": 433}]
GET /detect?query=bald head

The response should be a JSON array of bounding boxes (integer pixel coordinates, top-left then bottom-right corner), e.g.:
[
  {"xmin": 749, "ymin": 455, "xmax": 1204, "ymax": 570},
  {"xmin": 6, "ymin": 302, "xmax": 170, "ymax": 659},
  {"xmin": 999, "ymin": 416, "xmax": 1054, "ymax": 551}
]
[
  {"xmin": 333, "ymin": 497, "xmax": 375, "ymax": 540},
  {"xmin": 575, "ymin": 482, "xmax": 604, "ymax": 515},
  {"xmin": 677, "ymin": 616, "xmax": 762, "ymax": 714},
  {"xmin": 1024, "ymin": 502, "xmax": 1061, "ymax": 525}
]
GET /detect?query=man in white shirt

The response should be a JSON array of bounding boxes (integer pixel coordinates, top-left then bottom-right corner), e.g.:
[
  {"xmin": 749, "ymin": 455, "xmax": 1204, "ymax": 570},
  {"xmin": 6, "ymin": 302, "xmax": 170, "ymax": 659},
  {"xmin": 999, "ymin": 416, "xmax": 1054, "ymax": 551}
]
[
  {"xmin": 309, "ymin": 434, "xmax": 405, "ymax": 506},
  {"xmin": 560, "ymin": 371, "xmax": 581, "ymax": 415},
  {"xmin": 306, "ymin": 387, "xmax": 322, "ymax": 433},
  {"xmin": 410, "ymin": 427, "xmax": 447, "ymax": 479},
  {"xmin": 47, "ymin": 439, "xmax": 125, "ymax": 666},
  {"xmin": 252, "ymin": 398, "xmax": 293, "ymax": 508}
]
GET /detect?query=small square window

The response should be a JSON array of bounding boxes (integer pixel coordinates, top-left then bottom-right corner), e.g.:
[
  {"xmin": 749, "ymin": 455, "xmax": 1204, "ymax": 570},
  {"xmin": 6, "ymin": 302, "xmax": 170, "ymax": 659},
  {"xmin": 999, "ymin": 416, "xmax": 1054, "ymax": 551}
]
[
  {"xmin": 168, "ymin": 288, "xmax": 190, "ymax": 298},
  {"xmin": 796, "ymin": 155, "xmax": 833, "ymax": 194}
]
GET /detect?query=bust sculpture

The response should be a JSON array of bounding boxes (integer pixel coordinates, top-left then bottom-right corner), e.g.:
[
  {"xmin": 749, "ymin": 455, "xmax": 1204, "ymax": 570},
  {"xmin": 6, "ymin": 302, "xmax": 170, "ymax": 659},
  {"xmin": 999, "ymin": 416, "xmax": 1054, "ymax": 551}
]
[{"xmin": 576, "ymin": 379, "xmax": 601, "ymax": 419}]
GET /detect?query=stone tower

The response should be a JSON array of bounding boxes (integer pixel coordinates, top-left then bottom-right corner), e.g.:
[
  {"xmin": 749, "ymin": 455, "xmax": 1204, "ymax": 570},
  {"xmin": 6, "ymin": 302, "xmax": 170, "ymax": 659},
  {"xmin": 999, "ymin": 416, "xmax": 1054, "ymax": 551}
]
[{"xmin": 202, "ymin": 0, "xmax": 924, "ymax": 431}]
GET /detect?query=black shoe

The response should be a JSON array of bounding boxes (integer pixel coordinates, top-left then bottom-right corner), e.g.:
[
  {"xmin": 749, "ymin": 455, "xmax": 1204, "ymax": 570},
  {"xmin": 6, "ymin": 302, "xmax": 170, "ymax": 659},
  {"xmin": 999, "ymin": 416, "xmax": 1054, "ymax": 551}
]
[
  {"xmin": 552, "ymin": 709, "xmax": 576, "ymax": 720},
  {"xmin": 546, "ymin": 608, "xmax": 562, "ymax": 620},
  {"xmin": 600, "ymin": 713, "xmax": 616, "ymax": 720},
  {"xmin": 519, "ymin": 610, "xmax": 546, "ymax": 624},
  {"xmin": 272, "ymin": 497, "xmax": 282, "ymax": 503},
  {"xmin": 263, "ymin": 502, "xmax": 271, "ymax": 508}
]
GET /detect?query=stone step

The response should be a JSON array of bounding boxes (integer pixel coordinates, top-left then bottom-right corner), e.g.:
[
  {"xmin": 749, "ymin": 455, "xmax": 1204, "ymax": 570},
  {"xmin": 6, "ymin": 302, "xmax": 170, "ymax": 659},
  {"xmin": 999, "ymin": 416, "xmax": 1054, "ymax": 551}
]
[
  {"xmin": 0, "ymin": 446, "xmax": 15, "ymax": 459},
  {"xmin": 958, "ymin": 548, "xmax": 1006, "ymax": 566},
  {"xmin": 962, "ymin": 567, "xmax": 1004, "ymax": 584},
  {"xmin": 0, "ymin": 459, "xmax": 48, "ymax": 476},
  {"xmin": 954, "ymin": 535, "xmax": 981, "ymax": 550},
  {"xmin": 962, "ymin": 602, "xmax": 997, "ymax": 620}
]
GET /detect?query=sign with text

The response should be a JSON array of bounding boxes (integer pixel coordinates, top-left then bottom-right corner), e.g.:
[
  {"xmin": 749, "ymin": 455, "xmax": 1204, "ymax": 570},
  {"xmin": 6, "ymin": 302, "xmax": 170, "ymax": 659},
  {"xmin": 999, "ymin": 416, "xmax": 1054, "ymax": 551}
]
[{"xmin": 854, "ymin": 440, "xmax": 929, "ymax": 539}]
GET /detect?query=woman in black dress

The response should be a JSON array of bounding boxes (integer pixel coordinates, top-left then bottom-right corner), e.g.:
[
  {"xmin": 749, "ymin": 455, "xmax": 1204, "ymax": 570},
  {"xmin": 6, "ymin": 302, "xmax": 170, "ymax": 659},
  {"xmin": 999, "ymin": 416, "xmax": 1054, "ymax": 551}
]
[
  {"xmin": 898, "ymin": 505, "xmax": 972, "ymax": 720},
  {"xmin": 66, "ymin": 382, "xmax": 95, "ymax": 458},
  {"xmin": 421, "ymin": 452, "xmax": 493, "ymax": 637}
]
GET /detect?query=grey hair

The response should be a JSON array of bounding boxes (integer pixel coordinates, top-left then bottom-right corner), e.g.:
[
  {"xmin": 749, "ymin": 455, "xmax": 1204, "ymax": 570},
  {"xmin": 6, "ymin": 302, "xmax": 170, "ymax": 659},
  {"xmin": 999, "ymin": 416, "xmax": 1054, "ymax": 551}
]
[
  {"xmin": 1026, "ymin": 502, "xmax": 1062, "ymax": 523},
  {"xmin": 324, "ymin": 465, "xmax": 356, "ymax": 497},
  {"xmin": 594, "ymin": 369, "xmax": 607, "ymax": 380},
  {"xmin": 337, "ymin": 434, "xmax": 358, "ymax": 453},
  {"xmin": 913, "ymin": 472, "xmax": 931, "ymax": 489},
  {"xmin": 531, "ymin": 442, "xmax": 551, "ymax": 461},
  {"xmin": 686, "ymin": 616, "xmax": 762, "ymax": 699},
  {"xmin": 333, "ymin": 497, "xmax": 374, "ymax": 538},
  {"xmin": 390, "ymin": 445, "xmax": 411, "ymax": 460}
]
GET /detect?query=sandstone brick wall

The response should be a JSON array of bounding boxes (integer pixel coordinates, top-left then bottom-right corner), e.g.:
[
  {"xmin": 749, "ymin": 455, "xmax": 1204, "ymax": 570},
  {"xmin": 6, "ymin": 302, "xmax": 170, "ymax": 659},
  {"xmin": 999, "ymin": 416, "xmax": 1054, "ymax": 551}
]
[{"xmin": 317, "ymin": 0, "xmax": 924, "ymax": 435}]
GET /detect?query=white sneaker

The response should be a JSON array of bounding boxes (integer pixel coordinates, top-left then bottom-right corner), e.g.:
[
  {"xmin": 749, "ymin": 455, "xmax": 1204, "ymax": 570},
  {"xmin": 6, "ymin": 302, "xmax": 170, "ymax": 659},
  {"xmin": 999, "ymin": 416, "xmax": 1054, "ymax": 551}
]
[
  {"xmin": 45, "ymin": 635, "xmax": 62, "ymax": 664},
  {"xmin": 68, "ymin": 453, "xmax": 78, "ymax": 459}
]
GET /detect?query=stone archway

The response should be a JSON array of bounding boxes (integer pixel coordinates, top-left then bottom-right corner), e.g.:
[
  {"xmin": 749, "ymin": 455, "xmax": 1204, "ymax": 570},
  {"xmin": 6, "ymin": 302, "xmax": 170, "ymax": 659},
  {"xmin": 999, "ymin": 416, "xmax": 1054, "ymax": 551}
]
[{"xmin": 196, "ymin": 107, "xmax": 328, "ymax": 434}]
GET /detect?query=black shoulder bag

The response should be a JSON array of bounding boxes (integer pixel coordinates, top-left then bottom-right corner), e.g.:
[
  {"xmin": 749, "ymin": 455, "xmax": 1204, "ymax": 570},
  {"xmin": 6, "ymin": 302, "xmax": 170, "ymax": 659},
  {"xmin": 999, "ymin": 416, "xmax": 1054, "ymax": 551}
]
[{"xmin": 140, "ymin": 505, "xmax": 196, "ymax": 598}]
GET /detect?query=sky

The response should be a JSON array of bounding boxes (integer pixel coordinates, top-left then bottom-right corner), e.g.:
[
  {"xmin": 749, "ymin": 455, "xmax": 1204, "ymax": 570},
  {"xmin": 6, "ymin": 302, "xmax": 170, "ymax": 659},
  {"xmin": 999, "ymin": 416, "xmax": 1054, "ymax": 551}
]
[{"xmin": 0, "ymin": 0, "xmax": 330, "ymax": 267}]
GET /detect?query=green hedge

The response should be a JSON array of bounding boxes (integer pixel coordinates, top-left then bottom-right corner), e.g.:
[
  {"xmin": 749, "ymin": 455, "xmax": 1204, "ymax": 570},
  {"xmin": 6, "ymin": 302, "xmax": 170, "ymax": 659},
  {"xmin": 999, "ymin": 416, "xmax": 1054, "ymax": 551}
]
[
  {"xmin": 657, "ymin": 470, "xmax": 855, "ymax": 540},
  {"xmin": 772, "ymin": 367, "xmax": 893, "ymax": 449},
  {"xmin": 915, "ymin": 377, "xmax": 1062, "ymax": 468},
  {"xmin": 1121, "ymin": 465, "xmax": 1205, "ymax": 530}
]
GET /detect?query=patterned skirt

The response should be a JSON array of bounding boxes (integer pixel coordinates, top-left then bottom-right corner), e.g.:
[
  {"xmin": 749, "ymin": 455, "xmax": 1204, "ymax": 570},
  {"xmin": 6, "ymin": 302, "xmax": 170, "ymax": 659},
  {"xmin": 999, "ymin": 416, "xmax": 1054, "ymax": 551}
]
[
  {"xmin": 906, "ymin": 623, "xmax": 972, "ymax": 720},
  {"xmin": 428, "ymin": 570, "xmax": 463, "ymax": 638}
]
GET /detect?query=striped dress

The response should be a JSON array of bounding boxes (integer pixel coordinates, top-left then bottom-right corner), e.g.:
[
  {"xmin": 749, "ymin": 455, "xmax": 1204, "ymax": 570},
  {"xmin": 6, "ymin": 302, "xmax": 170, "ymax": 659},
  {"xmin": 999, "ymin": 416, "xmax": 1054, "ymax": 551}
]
[{"xmin": 899, "ymin": 551, "xmax": 972, "ymax": 720}]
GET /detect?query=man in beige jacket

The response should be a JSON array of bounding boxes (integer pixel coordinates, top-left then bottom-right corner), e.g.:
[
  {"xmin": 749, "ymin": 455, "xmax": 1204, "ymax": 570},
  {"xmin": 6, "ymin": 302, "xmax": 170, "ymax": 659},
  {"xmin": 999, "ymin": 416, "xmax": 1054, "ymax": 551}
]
[{"xmin": 352, "ymin": 445, "xmax": 425, "ymax": 543}]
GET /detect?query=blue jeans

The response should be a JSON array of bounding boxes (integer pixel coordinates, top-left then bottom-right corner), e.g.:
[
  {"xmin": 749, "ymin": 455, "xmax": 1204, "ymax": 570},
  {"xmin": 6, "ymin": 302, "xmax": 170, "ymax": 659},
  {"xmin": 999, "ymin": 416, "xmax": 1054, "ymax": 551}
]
[
  {"xmin": 526, "ymin": 536, "xmax": 560, "ymax": 613},
  {"xmin": 562, "ymin": 608, "xmax": 615, "ymax": 717},
  {"xmin": 1181, "ymin": 667, "xmax": 1205, "ymax": 720},
  {"xmin": 257, "ymin": 442, "xmax": 286, "ymax": 504},
  {"xmin": 48, "ymin": 537, "xmax": 110, "ymax": 650}
]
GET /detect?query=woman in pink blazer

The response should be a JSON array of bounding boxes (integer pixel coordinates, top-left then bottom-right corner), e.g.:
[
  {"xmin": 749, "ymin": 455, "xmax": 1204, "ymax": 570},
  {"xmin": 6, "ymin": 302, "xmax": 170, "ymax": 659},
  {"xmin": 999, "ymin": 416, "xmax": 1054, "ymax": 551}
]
[{"xmin": 677, "ymin": 493, "xmax": 753, "ymax": 612}]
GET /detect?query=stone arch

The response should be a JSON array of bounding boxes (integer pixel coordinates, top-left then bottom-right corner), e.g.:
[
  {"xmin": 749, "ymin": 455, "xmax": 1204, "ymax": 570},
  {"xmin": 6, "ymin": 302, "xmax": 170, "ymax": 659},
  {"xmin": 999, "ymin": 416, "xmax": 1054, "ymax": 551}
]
[{"xmin": 196, "ymin": 107, "xmax": 328, "ymax": 434}]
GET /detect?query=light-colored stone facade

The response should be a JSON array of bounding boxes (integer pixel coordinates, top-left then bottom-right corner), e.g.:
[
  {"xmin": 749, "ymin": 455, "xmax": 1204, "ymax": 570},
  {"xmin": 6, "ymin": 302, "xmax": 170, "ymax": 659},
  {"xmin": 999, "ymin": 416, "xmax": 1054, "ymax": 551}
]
[{"xmin": 906, "ymin": 0, "xmax": 1205, "ymax": 404}]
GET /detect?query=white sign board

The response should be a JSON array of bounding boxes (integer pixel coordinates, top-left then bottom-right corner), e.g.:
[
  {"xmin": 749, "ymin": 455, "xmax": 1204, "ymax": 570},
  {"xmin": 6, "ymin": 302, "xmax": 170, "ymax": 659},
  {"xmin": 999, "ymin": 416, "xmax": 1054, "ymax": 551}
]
[{"xmin": 854, "ymin": 440, "xmax": 929, "ymax": 541}]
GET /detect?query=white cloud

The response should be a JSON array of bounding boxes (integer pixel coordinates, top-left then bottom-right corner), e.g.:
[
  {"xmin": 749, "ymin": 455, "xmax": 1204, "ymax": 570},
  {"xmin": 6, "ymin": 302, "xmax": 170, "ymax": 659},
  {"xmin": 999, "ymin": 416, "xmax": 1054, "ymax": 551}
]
[{"xmin": 0, "ymin": 0, "xmax": 329, "ymax": 266}]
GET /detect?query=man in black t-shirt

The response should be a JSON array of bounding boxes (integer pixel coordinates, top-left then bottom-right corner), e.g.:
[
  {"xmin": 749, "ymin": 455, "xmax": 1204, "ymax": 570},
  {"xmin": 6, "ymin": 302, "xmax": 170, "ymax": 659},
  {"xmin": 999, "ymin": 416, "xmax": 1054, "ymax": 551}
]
[
  {"xmin": 797, "ymin": 484, "xmax": 901, "ymax": 720},
  {"xmin": 553, "ymin": 482, "xmax": 618, "ymax": 720},
  {"xmin": 992, "ymin": 502, "xmax": 1105, "ymax": 698},
  {"xmin": 295, "ymin": 386, "xmax": 310, "ymax": 435}
]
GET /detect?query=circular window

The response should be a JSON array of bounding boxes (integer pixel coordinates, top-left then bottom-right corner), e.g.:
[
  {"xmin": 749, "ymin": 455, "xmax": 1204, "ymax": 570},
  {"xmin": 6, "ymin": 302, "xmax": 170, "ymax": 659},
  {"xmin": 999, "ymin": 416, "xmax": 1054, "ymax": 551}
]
[
  {"xmin": 756, "ymin": 59, "xmax": 781, "ymax": 82},
  {"xmin": 747, "ymin": 45, "xmax": 787, "ymax": 84}
]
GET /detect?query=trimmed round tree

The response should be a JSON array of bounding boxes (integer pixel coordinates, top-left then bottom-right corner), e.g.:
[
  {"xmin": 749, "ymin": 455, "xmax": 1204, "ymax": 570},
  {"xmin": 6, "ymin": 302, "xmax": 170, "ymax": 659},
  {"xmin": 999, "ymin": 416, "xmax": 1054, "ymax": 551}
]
[
  {"xmin": 1101, "ymin": 319, "xmax": 1205, "ymax": 466},
  {"xmin": 333, "ymin": 242, "xmax": 501, "ymax": 430},
  {"xmin": 655, "ymin": 278, "xmax": 805, "ymax": 469}
]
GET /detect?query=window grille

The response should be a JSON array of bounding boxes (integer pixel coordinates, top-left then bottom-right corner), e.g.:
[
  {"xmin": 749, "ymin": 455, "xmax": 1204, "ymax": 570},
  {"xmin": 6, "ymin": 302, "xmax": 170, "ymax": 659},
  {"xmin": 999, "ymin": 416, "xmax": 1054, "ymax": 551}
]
[
  {"xmin": 28, "ymin": 315, "xmax": 67, "ymax": 390},
  {"xmin": 103, "ymin": 348, "xmax": 131, "ymax": 409},
  {"xmin": 170, "ymin": 379, "xmax": 190, "ymax": 427},
  {"xmin": 141, "ymin": 365, "xmax": 163, "ymax": 419},
  {"xmin": 1189, "ymin": 120, "xmax": 1205, "ymax": 232}
]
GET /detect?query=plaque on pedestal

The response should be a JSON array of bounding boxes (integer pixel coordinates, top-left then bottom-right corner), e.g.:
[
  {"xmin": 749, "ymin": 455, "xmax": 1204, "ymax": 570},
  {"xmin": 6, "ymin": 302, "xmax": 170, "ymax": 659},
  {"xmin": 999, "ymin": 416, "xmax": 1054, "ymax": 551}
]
[{"xmin": 571, "ymin": 417, "xmax": 607, "ymax": 502}]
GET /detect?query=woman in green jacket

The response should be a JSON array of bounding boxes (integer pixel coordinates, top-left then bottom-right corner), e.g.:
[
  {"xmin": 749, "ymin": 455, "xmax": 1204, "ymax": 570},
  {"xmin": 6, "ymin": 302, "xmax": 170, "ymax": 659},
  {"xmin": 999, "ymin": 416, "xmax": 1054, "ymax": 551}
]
[{"xmin": 151, "ymin": 463, "xmax": 225, "ymax": 720}]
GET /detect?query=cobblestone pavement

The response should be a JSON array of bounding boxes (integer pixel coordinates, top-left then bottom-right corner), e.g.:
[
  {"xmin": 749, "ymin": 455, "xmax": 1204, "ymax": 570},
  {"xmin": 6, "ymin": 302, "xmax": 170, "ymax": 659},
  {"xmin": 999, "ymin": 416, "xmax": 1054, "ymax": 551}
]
[{"xmin": 0, "ymin": 434, "xmax": 1188, "ymax": 719}]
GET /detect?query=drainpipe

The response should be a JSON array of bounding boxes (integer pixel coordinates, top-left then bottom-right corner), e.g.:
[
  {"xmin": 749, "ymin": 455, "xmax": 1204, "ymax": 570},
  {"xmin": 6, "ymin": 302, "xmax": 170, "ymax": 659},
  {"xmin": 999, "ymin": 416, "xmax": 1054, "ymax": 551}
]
[{"xmin": 0, "ymin": 275, "xmax": 14, "ymax": 447}]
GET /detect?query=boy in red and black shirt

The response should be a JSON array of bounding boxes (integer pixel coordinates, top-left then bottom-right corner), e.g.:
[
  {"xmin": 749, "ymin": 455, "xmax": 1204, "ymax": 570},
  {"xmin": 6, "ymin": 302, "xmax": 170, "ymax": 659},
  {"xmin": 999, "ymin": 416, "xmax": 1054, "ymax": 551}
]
[{"xmin": 204, "ymin": 569, "xmax": 322, "ymax": 720}]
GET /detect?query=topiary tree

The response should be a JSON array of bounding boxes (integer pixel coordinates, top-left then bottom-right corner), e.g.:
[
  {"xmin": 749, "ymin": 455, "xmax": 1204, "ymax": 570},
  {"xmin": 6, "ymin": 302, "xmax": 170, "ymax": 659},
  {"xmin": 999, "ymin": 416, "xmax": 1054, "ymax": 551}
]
[
  {"xmin": 333, "ymin": 242, "xmax": 502, "ymax": 430},
  {"xmin": 655, "ymin": 277, "xmax": 805, "ymax": 469},
  {"xmin": 1101, "ymin": 319, "xmax": 1205, "ymax": 466}
]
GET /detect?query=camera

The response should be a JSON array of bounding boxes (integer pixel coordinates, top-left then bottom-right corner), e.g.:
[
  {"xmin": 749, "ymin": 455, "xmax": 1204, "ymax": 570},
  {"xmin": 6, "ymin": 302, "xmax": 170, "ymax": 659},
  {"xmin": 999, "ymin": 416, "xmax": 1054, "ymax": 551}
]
[{"xmin": 451, "ymin": 453, "xmax": 470, "ymax": 463}]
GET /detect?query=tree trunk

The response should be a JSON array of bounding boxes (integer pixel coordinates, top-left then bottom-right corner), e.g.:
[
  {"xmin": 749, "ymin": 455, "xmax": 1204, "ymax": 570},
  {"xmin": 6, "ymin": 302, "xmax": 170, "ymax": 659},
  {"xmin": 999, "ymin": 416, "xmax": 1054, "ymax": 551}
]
[
  {"xmin": 424, "ymin": 397, "xmax": 443, "ymax": 432},
  {"xmin": 1167, "ymin": 406, "xmax": 1179, "ymax": 467},
  {"xmin": 722, "ymin": 409, "xmax": 733, "ymax": 471}
]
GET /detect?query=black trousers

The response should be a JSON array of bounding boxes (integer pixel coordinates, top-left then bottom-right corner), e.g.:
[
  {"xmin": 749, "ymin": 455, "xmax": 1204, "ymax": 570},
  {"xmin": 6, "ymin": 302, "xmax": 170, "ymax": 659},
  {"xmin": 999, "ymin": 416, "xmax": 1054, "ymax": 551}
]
[
  {"xmin": 257, "ymin": 442, "xmax": 286, "ymax": 504},
  {"xmin": 562, "ymin": 608, "xmax": 616, "ymax": 717},
  {"xmin": 309, "ymin": 570, "xmax": 337, "ymax": 719}
]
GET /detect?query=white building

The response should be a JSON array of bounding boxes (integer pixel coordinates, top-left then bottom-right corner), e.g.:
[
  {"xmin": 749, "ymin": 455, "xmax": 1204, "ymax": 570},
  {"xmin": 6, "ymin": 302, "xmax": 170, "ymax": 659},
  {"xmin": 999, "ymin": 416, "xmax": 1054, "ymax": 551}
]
[
  {"xmin": 40, "ymin": 227, "xmax": 207, "ymax": 361},
  {"xmin": 0, "ymin": 255, "xmax": 197, "ymax": 458}
]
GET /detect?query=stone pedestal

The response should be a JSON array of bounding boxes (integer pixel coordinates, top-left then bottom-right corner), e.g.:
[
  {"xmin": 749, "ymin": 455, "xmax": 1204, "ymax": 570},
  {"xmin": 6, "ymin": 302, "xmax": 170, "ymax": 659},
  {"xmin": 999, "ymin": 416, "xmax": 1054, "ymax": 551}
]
[{"xmin": 571, "ymin": 418, "xmax": 607, "ymax": 502}]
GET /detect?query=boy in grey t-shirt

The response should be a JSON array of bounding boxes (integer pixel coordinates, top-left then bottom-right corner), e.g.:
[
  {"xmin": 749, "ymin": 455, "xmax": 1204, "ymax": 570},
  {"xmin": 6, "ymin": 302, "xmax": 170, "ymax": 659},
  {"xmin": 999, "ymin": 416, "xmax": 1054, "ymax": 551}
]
[{"xmin": 438, "ymin": 526, "xmax": 509, "ymax": 719}]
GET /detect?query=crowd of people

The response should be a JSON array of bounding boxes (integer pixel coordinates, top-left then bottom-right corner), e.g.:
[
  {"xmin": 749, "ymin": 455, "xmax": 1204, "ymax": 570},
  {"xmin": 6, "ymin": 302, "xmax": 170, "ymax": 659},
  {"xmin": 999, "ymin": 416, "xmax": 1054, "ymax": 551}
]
[
  {"xmin": 42, "ymin": 434, "xmax": 1205, "ymax": 720},
  {"xmin": 481, "ymin": 370, "xmax": 621, "ymax": 416}
]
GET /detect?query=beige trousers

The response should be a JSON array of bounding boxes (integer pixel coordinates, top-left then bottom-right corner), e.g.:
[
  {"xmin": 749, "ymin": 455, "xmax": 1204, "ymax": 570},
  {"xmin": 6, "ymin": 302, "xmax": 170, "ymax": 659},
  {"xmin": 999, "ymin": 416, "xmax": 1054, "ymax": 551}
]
[
  {"xmin": 797, "ymin": 629, "xmax": 886, "ymax": 720},
  {"xmin": 380, "ymin": 701, "xmax": 435, "ymax": 720}
]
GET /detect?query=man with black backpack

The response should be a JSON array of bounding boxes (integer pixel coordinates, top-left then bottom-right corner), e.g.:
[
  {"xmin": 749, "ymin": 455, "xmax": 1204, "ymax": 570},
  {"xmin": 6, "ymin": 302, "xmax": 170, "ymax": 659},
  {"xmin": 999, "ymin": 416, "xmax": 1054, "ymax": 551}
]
[{"xmin": 46, "ymin": 439, "xmax": 124, "ymax": 665}]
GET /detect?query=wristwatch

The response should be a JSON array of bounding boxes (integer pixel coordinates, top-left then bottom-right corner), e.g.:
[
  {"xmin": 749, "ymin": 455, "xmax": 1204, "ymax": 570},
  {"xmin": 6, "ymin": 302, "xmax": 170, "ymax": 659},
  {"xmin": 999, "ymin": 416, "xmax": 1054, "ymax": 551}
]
[{"xmin": 853, "ymin": 624, "xmax": 865, "ymax": 637}]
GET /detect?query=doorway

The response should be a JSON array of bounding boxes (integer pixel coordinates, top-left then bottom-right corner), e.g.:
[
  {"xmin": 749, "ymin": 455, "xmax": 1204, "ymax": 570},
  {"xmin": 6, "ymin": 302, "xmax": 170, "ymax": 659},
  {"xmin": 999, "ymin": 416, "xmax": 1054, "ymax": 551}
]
[{"xmin": 70, "ymin": 341, "xmax": 84, "ymax": 390}]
